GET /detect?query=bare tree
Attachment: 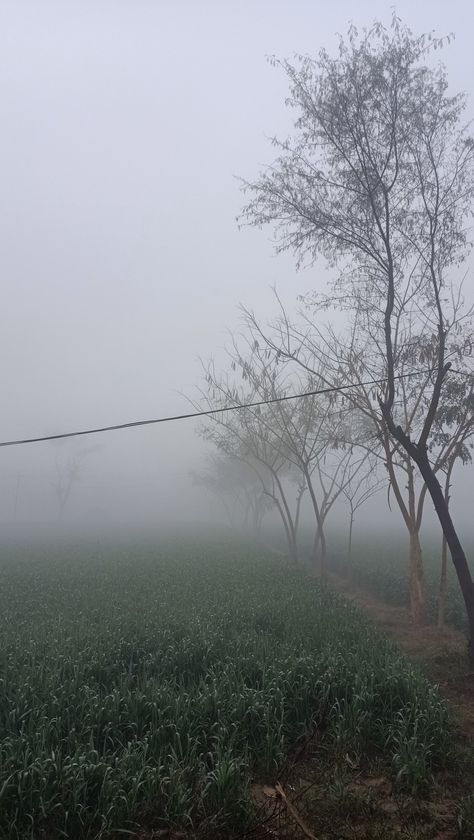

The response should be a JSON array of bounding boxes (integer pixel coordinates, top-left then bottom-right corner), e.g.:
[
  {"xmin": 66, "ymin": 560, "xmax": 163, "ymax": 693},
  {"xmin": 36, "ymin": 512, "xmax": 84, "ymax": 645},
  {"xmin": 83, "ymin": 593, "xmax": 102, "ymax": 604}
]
[
  {"xmin": 242, "ymin": 314, "xmax": 388, "ymax": 576},
  {"xmin": 50, "ymin": 443, "xmax": 103, "ymax": 520},
  {"xmin": 196, "ymin": 330, "xmax": 371, "ymax": 574},
  {"xmin": 228, "ymin": 334, "xmax": 337, "ymax": 573},
  {"xmin": 241, "ymin": 18, "xmax": 474, "ymax": 652},
  {"xmin": 51, "ymin": 457, "xmax": 82, "ymax": 520},
  {"xmin": 242, "ymin": 303, "xmax": 439, "ymax": 620},
  {"xmin": 190, "ymin": 453, "xmax": 270, "ymax": 535},
  {"xmin": 196, "ymin": 361, "xmax": 302, "ymax": 562},
  {"xmin": 340, "ymin": 453, "xmax": 383, "ymax": 580}
]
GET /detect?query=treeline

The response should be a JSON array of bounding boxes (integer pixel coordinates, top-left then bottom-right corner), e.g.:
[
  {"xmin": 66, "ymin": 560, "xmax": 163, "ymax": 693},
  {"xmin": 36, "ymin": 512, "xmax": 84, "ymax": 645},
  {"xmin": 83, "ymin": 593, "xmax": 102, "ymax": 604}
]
[
  {"xmin": 192, "ymin": 17, "xmax": 474, "ymax": 648},
  {"xmin": 193, "ymin": 299, "xmax": 474, "ymax": 630}
]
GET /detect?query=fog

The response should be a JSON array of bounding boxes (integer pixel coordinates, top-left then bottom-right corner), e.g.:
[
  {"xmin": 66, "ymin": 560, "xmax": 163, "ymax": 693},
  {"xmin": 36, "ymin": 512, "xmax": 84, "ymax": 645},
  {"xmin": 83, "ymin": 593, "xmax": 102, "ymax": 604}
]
[{"xmin": 1, "ymin": 0, "xmax": 474, "ymax": 542}]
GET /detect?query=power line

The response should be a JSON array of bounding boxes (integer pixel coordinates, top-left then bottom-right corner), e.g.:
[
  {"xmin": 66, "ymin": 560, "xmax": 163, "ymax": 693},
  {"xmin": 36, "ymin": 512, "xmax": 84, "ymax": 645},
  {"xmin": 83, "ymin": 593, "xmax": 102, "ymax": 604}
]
[{"xmin": 0, "ymin": 366, "xmax": 470, "ymax": 449}]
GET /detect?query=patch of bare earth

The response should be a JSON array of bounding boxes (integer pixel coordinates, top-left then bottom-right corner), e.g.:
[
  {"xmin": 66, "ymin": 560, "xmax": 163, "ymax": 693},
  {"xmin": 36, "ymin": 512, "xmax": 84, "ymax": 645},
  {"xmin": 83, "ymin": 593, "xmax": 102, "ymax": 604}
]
[{"xmin": 243, "ymin": 749, "xmax": 464, "ymax": 840}]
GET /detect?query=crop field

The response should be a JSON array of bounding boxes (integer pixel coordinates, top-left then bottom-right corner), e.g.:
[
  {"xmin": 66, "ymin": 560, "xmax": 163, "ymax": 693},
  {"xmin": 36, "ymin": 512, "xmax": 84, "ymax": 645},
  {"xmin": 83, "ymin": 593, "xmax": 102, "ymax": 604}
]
[{"xmin": 0, "ymin": 536, "xmax": 464, "ymax": 838}]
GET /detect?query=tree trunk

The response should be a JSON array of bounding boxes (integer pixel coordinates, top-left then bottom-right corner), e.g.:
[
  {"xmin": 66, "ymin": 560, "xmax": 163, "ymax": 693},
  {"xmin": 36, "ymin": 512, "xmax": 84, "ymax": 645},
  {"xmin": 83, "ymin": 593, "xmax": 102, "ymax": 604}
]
[
  {"xmin": 274, "ymin": 497, "xmax": 298, "ymax": 565},
  {"xmin": 321, "ymin": 535, "xmax": 327, "ymax": 578},
  {"xmin": 382, "ymin": 437, "xmax": 427, "ymax": 622},
  {"xmin": 404, "ymin": 458, "xmax": 426, "ymax": 625},
  {"xmin": 272, "ymin": 471, "xmax": 298, "ymax": 563},
  {"xmin": 304, "ymin": 469, "xmax": 326, "ymax": 574},
  {"xmin": 346, "ymin": 510, "xmax": 354, "ymax": 581},
  {"xmin": 251, "ymin": 502, "xmax": 260, "ymax": 540},
  {"xmin": 313, "ymin": 525, "xmax": 327, "ymax": 578},
  {"xmin": 294, "ymin": 486, "xmax": 305, "ymax": 543},
  {"xmin": 414, "ymin": 450, "xmax": 474, "ymax": 659},
  {"xmin": 408, "ymin": 529, "xmax": 425, "ymax": 624},
  {"xmin": 438, "ymin": 534, "xmax": 448, "ymax": 630},
  {"xmin": 437, "ymin": 458, "xmax": 455, "ymax": 630}
]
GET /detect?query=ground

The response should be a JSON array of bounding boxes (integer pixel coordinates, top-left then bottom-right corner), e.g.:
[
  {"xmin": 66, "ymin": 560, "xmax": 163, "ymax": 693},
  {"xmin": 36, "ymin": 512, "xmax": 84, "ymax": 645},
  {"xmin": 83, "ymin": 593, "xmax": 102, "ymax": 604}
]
[
  {"xmin": 330, "ymin": 572, "xmax": 474, "ymax": 738},
  {"xmin": 2, "ymin": 541, "xmax": 474, "ymax": 840},
  {"xmin": 242, "ymin": 573, "xmax": 474, "ymax": 840}
]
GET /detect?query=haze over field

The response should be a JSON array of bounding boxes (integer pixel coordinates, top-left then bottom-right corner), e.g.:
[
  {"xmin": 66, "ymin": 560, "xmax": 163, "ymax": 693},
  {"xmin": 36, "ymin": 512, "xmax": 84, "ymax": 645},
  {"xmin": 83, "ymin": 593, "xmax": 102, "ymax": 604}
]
[
  {"xmin": 1, "ymin": 0, "xmax": 474, "ymax": 534},
  {"xmin": 6, "ymin": 5, "xmax": 474, "ymax": 837}
]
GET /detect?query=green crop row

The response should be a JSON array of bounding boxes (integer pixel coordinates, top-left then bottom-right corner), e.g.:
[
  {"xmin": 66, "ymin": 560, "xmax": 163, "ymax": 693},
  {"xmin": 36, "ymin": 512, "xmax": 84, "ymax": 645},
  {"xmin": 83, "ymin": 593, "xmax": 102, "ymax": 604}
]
[{"xmin": 0, "ymin": 537, "xmax": 454, "ymax": 837}]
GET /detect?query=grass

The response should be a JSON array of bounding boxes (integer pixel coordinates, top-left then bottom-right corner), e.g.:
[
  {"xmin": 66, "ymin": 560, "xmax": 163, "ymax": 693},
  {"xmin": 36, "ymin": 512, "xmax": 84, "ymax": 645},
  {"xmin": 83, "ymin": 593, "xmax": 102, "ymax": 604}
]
[
  {"xmin": 328, "ymin": 535, "xmax": 472, "ymax": 631},
  {"xmin": 0, "ymin": 535, "xmax": 461, "ymax": 838},
  {"xmin": 459, "ymin": 794, "xmax": 474, "ymax": 838}
]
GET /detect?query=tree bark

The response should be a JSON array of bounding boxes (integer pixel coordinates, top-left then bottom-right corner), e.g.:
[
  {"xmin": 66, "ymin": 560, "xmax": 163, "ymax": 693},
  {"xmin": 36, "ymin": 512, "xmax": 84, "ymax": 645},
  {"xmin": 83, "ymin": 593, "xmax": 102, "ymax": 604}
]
[
  {"xmin": 272, "ymin": 470, "xmax": 298, "ymax": 563},
  {"xmin": 313, "ymin": 525, "xmax": 327, "ymax": 578},
  {"xmin": 437, "ymin": 458, "xmax": 455, "ymax": 629},
  {"xmin": 274, "ymin": 496, "xmax": 298, "ymax": 564},
  {"xmin": 346, "ymin": 509, "xmax": 354, "ymax": 582},
  {"xmin": 382, "ymin": 434, "xmax": 427, "ymax": 617},
  {"xmin": 405, "ymin": 458, "xmax": 426, "ymax": 624},
  {"xmin": 408, "ymin": 528, "xmax": 425, "ymax": 624},
  {"xmin": 438, "ymin": 534, "xmax": 448, "ymax": 630},
  {"xmin": 413, "ymin": 450, "xmax": 474, "ymax": 658},
  {"xmin": 294, "ymin": 486, "xmax": 305, "ymax": 544},
  {"xmin": 304, "ymin": 468, "xmax": 327, "ymax": 576},
  {"xmin": 381, "ymin": 402, "xmax": 474, "ymax": 655}
]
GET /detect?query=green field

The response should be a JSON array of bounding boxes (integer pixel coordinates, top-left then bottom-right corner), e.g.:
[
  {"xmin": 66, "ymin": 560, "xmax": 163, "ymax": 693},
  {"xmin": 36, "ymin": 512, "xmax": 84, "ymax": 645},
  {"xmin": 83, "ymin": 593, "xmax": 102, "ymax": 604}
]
[{"xmin": 0, "ymin": 537, "xmax": 458, "ymax": 838}]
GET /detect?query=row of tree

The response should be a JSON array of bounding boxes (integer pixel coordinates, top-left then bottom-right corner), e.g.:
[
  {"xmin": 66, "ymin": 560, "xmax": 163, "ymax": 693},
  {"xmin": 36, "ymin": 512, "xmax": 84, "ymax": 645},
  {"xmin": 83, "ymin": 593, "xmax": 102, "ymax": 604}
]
[
  {"xmin": 194, "ymin": 17, "xmax": 474, "ymax": 652},
  {"xmin": 194, "ymin": 302, "xmax": 473, "ymax": 626}
]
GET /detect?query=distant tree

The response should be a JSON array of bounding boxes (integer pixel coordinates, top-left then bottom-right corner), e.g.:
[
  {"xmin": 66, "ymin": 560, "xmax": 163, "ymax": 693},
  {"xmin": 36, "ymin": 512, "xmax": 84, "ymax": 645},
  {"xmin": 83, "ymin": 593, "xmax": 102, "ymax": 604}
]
[
  {"xmin": 51, "ymin": 456, "xmax": 81, "ymax": 520},
  {"xmin": 340, "ymin": 453, "xmax": 383, "ymax": 580},
  {"xmin": 195, "ymin": 360, "xmax": 301, "ymax": 561},
  {"xmin": 196, "ymin": 329, "xmax": 372, "ymax": 573},
  {"xmin": 190, "ymin": 453, "xmax": 270, "ymax": 535},
  {"xmin": 50, "ymin": 443, "xmax": 102, "ymax": 520},
  {"xmin": 226, "ymin": 332, "xmax": 340, "ymax": 573},
  {"xmin": 242, "ymin": 302, "xmax": 443, "ymax": 619},
  {"xmin": 241, "ymin": 18, "xmax": 474, "ymax": 652}
]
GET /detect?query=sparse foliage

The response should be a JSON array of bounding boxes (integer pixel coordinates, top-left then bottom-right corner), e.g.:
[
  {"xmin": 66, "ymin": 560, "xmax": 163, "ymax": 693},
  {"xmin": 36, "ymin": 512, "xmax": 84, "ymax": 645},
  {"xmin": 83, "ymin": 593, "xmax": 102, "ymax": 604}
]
[{"xmin": 241, "ymin": 16, "xmax": 474, "ymax": 652}]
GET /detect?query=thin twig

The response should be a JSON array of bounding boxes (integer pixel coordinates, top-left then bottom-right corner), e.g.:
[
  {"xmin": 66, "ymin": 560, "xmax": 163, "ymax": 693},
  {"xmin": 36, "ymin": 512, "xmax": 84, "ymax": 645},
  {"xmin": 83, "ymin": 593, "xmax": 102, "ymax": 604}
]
[{"xmin": 275, "ymin": 782, "xmax": 319, "ymax": 840}]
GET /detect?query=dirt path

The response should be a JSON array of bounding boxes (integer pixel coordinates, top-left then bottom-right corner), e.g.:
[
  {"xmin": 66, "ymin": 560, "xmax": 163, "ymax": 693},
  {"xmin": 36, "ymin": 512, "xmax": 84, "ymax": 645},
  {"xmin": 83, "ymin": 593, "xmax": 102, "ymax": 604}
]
[
  {"xmin": 248, "ymin": 575, "xmax": 474, "ymax": 840},
  {"xmin": 330, "ymin": 572, "xmax": 474, "ymax": 737}
]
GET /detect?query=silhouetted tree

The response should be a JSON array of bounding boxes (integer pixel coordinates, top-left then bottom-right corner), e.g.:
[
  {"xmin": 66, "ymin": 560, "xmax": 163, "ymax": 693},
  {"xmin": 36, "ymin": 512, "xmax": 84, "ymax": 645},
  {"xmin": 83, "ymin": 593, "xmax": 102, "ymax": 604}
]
[{"xmin": 241, "ymin": 17, "xmax": 474, "ymax": 652}]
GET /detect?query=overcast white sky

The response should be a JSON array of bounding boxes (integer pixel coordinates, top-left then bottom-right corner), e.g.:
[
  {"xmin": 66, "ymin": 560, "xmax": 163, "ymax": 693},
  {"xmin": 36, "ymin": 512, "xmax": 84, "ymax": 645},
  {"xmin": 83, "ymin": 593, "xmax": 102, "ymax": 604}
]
[{"xmin": 1, "ymin": 0, "xmax": 474, "ymax": 530}]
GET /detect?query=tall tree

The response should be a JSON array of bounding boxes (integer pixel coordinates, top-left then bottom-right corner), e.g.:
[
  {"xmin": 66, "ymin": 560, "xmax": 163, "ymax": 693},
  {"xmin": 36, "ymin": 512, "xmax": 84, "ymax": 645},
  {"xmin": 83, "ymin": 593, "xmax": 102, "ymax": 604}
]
[
  {"xmin": 51, "ymin": 456, "xmax": 81, "ymax": 520},
  {"xmin": 245, "ymin": 303, "xmax": 473, "ymax": 621},
  {"xmin": 50, "ymin": 442, "xmax": 103, "ymax": 520},
  {"xmin": 196, "ymin": 362, "xmax": 302, "ymax": 562},
  {"xmin": 241, "ymin": 18, "xmax": 474, "ymax": 651}
]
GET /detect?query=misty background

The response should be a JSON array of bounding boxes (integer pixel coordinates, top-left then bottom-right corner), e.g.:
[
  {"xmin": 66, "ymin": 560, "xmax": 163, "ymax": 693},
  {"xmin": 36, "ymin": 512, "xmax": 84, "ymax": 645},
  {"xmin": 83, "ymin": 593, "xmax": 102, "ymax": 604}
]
[{"xmin": 1, "ymin": 0, "xmax": 474, "ymax": 537}]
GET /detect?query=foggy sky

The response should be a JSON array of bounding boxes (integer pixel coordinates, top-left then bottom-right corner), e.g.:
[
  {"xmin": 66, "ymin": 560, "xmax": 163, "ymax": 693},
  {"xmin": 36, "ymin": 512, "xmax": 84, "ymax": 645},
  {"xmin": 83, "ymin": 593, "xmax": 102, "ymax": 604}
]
[{"xmin": 1, "ymin": 0, "xmax": 474, "ymax": 532}]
